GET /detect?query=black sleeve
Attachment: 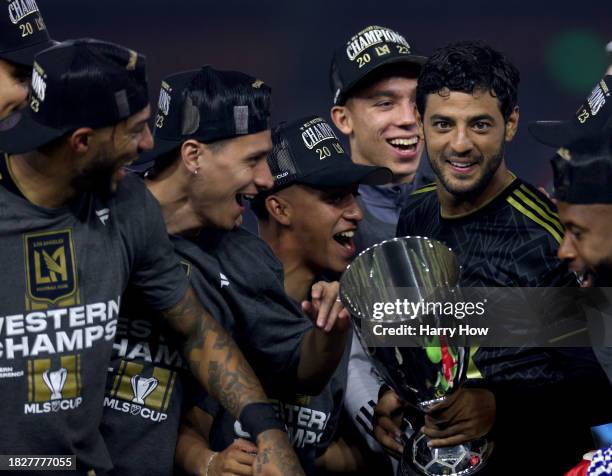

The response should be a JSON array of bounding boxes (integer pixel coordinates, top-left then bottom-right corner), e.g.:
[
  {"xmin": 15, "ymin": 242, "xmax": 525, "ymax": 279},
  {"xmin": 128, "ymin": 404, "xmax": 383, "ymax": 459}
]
[{"xmin": 120, "ymin": 177, "xmax": 189, "ymax": 311}]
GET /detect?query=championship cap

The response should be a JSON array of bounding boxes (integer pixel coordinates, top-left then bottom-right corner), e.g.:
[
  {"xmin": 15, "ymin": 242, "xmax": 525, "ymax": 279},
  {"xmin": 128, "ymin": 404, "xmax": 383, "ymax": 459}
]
[
  {"xmin": 265, "ymin": 115, "xmax": 392, "ymax": 192},
  {"xmin": 330, "ymin": 25, "xmax": 427, "ymax": 105},
  {"xmin": 528, "ymin": 76, "xmax": 612, "ymax": 147},
  {"xmin": 529, "ymin": 76, "xmax": 612, "ymax": 204},
  {"xmin": 0, "ymin": 38, "xmax": 148, "ymax": 154},
  {"xmin": 0, "ymin": 0, "xmax": 54, "ymax": 66},
  {"xmin": 140, "ymin": 66, "xmax": 271, "ymax": 166}
]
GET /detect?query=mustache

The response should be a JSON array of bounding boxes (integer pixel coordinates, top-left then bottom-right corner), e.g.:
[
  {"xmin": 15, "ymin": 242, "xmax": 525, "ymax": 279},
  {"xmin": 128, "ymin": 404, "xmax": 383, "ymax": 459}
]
[{"xmin": 441, "ymin": 151, "xmax": 482, "ymax": 162}]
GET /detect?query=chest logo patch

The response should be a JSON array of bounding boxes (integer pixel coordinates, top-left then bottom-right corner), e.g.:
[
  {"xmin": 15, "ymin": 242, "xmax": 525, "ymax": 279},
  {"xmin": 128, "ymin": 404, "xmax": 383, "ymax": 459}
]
[{"xmin": 24, "ymin": 229, "xmax": 78, "ymax": 305}]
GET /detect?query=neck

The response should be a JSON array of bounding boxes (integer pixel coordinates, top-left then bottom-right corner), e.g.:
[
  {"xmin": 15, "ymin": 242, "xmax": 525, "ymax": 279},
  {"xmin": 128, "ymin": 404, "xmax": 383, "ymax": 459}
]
[
  {"xmin": 145, "ymin": 166, "xmax": 202, "ymax": 236},
  {"xmin": 261, "ymin": 225, "xmax": 315, "ymax": 302},
  {"xmin": 438, "ymin": 162, "xmax": 514, "ymax": 217},
  {"xmin": 7, "ymin": 151, "xmax": 79, "ymax": 208}
]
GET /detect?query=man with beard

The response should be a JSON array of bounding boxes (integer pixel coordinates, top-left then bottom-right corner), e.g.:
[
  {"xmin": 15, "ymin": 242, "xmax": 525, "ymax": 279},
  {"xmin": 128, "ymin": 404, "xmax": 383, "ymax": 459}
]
[
  {"xmin": 328, "ymin": 25, "xmax": 433, "ymax": 460},
  {"xmin": 0, "ymin": 0, "xmax": 54, "ymax": 119},
  {"xmin": 529, "ymin": 75, "xmax": 612, "ymax": 383},
  {"xmin": 372, "ymin": 41, "xmax": 611, "ymax": 475},
  {"xmin": 0, "ymin": 41, "xmax": 301, "ymax": 476}
]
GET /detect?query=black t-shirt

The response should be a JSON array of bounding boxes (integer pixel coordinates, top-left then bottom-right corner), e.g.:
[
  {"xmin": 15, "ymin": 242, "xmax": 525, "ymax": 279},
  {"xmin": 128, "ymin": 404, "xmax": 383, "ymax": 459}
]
[
  {"xmin": 188, "ymin": 228, "xmax": 348, "ymax": 475},
  {"xmin": 396, "ymin": 177, "xmax": 612, "ymax": 474},
  {"xmin": 0, "ymin": 158, "xmax": 189, "ymax": 475}
]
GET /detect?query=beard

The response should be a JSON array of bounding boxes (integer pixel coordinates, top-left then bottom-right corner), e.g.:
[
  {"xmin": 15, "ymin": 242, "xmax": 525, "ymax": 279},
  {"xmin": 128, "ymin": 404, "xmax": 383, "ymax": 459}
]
[
  {"xmin": 71, "ymin": 146, "xmax": 125, "ymax": 198},
  {"xmin": 593, "ymin": 259, "xmax": 612, "ymax": 287},
  {"xmin": 429, "ymin": 145, "xmax": 504, "ymax": 201}
]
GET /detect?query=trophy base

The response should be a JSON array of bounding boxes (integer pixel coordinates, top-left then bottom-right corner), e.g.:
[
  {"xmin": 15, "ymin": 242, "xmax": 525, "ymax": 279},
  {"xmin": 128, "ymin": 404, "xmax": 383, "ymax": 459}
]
[{"xmin": 399, "ymin": 432, "xmax": 491, "ymax": 476}]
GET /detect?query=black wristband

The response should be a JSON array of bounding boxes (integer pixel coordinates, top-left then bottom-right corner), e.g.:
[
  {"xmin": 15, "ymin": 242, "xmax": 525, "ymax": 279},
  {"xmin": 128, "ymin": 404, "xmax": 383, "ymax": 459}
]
[{"xmin": 239, "ymin": 402, "xmax": 286, "ymax": 439}]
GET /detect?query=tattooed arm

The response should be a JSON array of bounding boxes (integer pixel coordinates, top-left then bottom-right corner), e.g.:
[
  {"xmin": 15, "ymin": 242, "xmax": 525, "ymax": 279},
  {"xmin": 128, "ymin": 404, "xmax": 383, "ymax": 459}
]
[{"xmin": 161, "ymin": 287, "xmax": 304, "ymax": 476}]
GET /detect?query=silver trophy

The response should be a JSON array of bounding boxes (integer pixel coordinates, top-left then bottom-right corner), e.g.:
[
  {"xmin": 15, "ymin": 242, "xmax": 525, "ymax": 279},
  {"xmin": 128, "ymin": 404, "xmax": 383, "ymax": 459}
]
[{"xmin": 340, "ymin": 236, "xmax": 490, "ymax": 476}]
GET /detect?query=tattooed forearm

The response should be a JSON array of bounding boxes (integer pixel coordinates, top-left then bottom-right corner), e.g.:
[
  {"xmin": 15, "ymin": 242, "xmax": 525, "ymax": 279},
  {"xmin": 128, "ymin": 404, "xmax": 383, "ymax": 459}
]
[
  {"xmin": 161, "ymin": 286, "xmax": 267, "ymax": 418},
  {"xmin": 254, "ymin": 430, "xmax": 305, "ymax": 476}
]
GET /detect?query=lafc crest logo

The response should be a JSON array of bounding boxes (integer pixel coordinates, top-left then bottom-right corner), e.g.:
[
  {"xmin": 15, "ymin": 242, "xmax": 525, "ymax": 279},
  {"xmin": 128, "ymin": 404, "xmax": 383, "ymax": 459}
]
[
  {"xmin": 105, "ymin": 360, "xmax": 176, "ymax": 422},
  {"xmin": 24, "ymin": 355, "xmax": 83, "ymax": 414},
  {"xmin": 24, "ymin": 229, "xmax": 78, "ymax": 305}
]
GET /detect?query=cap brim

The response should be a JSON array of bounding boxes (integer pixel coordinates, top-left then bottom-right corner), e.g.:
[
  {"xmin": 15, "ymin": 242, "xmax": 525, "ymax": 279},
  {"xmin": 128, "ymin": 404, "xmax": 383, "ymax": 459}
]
[
  {"xmin": 0, "ymin": 39, "xmax": 57, "ymax": 66},
  {"xmin": 132, "ymin": 136, "xmax": 182, "ymax": 169},
  {"xmin": 298, "ymin": 162, "xmax": 392, "ymax": 188},
  {"xmin": 528, "ymin": 120, "xmax": 580, "ymax": 148},
  {"xmin": 0, "ymin": 109, "xmax": 68, "ymax": 154},
  {"xmin": 338, "ymin": 54, "xmax": 428, "ymax": 105}
]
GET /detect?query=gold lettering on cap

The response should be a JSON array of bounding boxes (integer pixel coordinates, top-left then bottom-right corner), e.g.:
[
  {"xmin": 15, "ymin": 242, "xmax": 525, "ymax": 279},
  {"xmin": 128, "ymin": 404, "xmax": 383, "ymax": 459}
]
[
  {"xmin": 557, "ymin": 147, "xmax": 572, "ymax": 161},
  {"xmin": 252, "ymin": 79, "xmax": 264, "ymax": 89},
  {"xmin": 126, "ymin": 50, "xmax": 138, "ymax": 71}
]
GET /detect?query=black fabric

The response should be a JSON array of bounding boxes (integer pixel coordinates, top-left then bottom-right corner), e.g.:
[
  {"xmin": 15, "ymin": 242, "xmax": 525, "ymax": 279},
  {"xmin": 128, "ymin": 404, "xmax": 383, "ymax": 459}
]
[
  {"xmin": 0, "ymin": 174, "xmax": 189, "ymax": 474},
  {"xmin": 0, "ymin": 0, "xmax": 53, "ymax": 66},
  {"xmin": 329, "ymin": 25, "xmax": 427, "ymax": 105},
  {"xmin": 396, "ymin": 177, "xmax": 612, "ymax": 474},
  {"xmin": 0, "ymin": 39, "xmax": 148, "ymax": 154},
  {"xmin": 240, "ymin": 402, "xmax": 288, "ymax": 438},
  {"xmin": 186, "ymin": 228, "xmax": 349, "ymax": 475}
]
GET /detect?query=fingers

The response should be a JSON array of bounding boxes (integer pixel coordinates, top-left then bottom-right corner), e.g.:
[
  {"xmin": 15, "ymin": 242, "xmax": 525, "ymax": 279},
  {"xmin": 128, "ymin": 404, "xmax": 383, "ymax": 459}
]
[
  {"xmin": 314, "ymin": 282, "xmax": 337, "ymax": 328},
  {"xmin": 373, "ymin": 416, "xmax": 404, "ymax": 457},
  {"xmin": 233, "ymin": 438, "xmax": 258, "ymax": 454},
  {"xmin": 422, "ymin": 421, "xmax": 474, "ymax": 448}
]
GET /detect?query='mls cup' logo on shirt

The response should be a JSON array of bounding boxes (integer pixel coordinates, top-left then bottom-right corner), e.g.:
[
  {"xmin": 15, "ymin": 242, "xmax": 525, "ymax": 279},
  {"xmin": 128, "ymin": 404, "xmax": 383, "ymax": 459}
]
[
  {"xmin": 24, "ymin": 354, "xmax": 83, "ymax": 414},
  {"xmin": 104, "ymin": 360, "xmax": 176, "ymax": 423},
  {"xmin": 24, "ymin": 229, "xmax": 78, "ymax": 307}
]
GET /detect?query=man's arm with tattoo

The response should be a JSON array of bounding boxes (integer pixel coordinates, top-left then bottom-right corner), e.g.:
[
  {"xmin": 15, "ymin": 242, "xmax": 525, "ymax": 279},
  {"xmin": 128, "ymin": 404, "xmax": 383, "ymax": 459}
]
[
  {"xmin": 161, "ymin": 287, "xmax": 305, "ymax": 476},
  {"xmin": 160, "ymin": 286, "xmax": 264, "ymax": 417}
]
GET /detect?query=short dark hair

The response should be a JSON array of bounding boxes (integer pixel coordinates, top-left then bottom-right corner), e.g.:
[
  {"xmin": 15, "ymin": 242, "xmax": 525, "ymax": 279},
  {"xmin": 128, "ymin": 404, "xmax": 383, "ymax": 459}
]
[{"xmin": 416, "ymin": 41, "xmax": 520, "ymax": 121}]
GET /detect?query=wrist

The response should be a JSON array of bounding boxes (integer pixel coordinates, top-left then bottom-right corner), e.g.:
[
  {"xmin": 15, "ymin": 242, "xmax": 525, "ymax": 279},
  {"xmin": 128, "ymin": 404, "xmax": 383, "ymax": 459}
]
[
  {"xmin": 202, "ymin": 451, "xmax": 218, "ymax": 476},
  {"xmin": 240, "ymin": 402, "xmax": 286, "ymax": 440}
]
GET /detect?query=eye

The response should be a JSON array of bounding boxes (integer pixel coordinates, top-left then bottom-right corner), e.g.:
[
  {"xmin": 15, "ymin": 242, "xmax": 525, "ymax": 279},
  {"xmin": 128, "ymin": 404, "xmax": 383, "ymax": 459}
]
[
  {"xmin": 432, "ymin": 120, "xmax": 451, "ymax": 130},
  {"xmin": 374, "ymin": 100, "xmax": 393, "ymax": 108},
  {"xmin": 472, "ymin": 121, "xmax": 491, "ymax": 132}
]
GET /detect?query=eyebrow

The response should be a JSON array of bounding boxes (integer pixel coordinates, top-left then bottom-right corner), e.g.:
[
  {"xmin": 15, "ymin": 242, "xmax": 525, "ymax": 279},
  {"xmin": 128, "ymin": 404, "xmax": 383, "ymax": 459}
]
[{"xmin": 428, "ymin": 113, "xmax": 496, "ymax": 122}]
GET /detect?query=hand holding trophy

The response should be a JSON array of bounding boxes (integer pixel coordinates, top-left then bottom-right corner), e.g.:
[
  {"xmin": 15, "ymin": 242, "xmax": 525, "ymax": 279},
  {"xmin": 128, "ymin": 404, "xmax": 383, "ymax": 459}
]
[{"xmin": 340, "ymin": 236, "xmax": 491, "ymax": 476}]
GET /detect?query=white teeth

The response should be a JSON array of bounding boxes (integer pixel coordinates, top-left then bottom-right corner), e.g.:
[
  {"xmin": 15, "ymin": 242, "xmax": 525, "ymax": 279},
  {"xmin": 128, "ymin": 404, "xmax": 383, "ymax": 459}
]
[
  {"xmin": 389, "ymin": 137, "xmax": 418, "ymax": 146},
  {"xmin": 339, "ymin": 231, "xmax": 354, "ymax": 238},
  {"xmin": 243, "ymin": 194, "xmax": 256, "ymax": 200},
  {"xmin": 450, "ymin": 161, "xmax": 473, "ymax": 169}
]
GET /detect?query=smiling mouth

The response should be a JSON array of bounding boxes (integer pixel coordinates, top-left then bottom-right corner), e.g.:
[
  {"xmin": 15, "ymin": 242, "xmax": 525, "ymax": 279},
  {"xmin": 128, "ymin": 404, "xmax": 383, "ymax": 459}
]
[
  {"xmin": 387, "ymin": 137, "xmax": 419, "ymax": 153},
  {"xmin": 577, "ymin": 270, "xmax": 594, "ymax": 288},
  {"xmin": 235, "ymin": 193, "xmax": 257, "ymax": 206},
  {"xmin": 333, "ymin": 230, "xmax": 355, "ymax": 249}
]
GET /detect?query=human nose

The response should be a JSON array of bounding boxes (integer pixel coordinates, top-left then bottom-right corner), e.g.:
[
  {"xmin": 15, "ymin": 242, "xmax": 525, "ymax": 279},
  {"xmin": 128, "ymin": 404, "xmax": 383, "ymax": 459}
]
[{"xmin": 254, "ymin": 159, "xmax": 273, "ymax": 191}]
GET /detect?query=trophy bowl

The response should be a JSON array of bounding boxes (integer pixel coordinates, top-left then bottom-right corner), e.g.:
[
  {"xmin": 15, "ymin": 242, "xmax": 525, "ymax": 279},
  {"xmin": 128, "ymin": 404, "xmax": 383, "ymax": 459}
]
[{"xmin": 339, "ymin": 236, "xmax": 491, "ymax": 476}]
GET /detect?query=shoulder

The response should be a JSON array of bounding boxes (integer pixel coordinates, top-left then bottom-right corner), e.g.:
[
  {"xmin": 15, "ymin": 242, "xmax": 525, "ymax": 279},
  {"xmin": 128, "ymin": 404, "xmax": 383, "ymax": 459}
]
[
  {"xmin": 503, "ymin": 179, "xmax": 564, "ymax": 245},
  {"xmin": 398, "ymin": 182, "xmax": 438, "ymax": 222}
]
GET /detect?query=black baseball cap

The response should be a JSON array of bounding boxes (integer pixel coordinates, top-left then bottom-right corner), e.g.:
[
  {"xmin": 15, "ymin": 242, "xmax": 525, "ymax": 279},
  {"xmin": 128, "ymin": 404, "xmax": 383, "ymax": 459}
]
[
  {"xmin": 529, "ymin": 76, "xmax": 612, "ymax": 204},
  {"xmin": 0, "ymin": 0, "xmax": 54, "ymax": 66},
  {"xmin": 330, "ymin": 25, "xmax": 427, "ymax": 105},
  {"xmin": 528, "ymin": 76, "xmax": 612, "ymax": 147},
  {"xmin": 137, "ymin": 66, "xmax": 271, "ymax": 168},
  {"xmin": 266, "ymin": 115, "xmax": 392, "ymax": 192},
  {"xmin": 0, "ymin": 38, "xmax": 148, "ymax": 154}
]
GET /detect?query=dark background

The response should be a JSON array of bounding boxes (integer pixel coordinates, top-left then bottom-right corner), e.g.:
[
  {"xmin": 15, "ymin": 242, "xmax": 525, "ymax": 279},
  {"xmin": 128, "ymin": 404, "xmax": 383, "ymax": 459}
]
[{"xmin": 40, "ymin": 0, "xmax": 612, "ymax": 185}]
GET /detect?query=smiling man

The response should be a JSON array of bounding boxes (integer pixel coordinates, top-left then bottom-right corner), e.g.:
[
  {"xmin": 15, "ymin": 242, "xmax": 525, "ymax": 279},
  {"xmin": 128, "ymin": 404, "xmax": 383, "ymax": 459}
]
[
  {"xmin": 0, "ymin": 43, "xmax": 301, "ymax": 476},
  {"xmin": 328, "ymin": 27, "xmax": 433, "ymax": 463},
  {"xmin": 372, "ymin": 41, "xmax": 611, "ymax": 475},
  {"xmin": 529, "ymin": 75, "xmax": 612, "ymax": 384}
]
